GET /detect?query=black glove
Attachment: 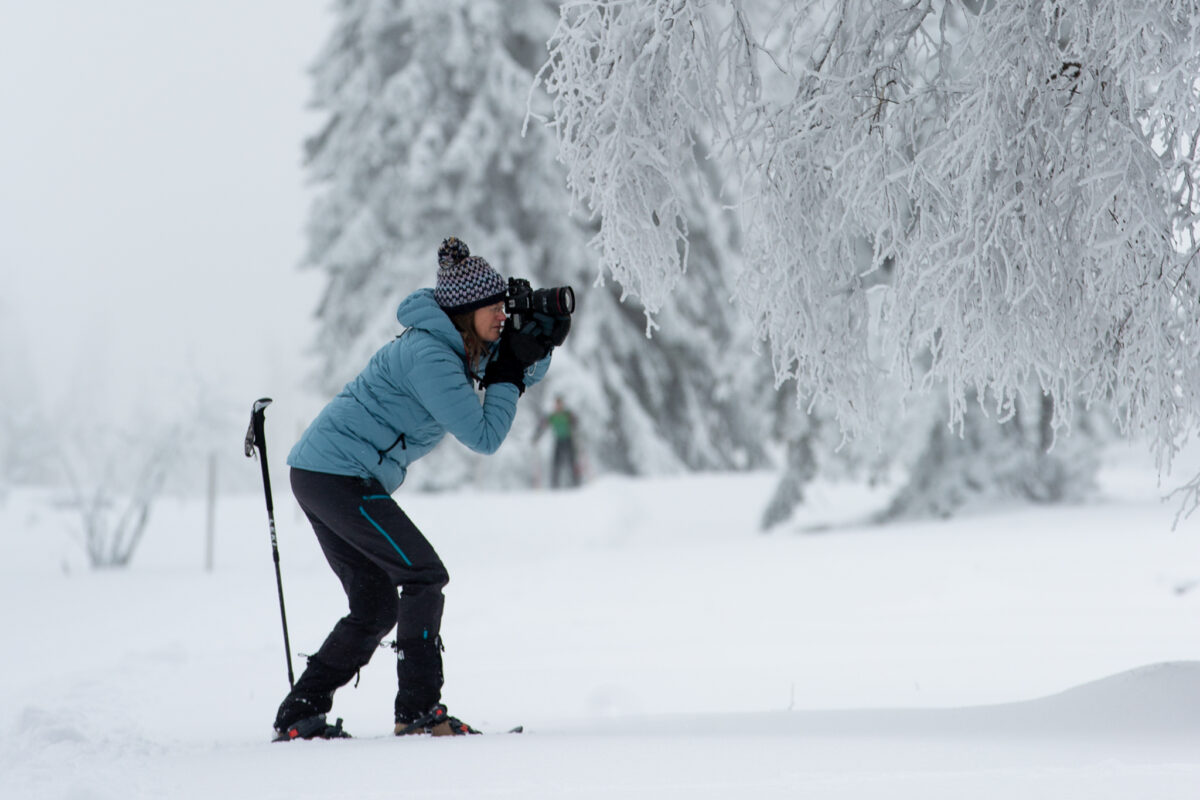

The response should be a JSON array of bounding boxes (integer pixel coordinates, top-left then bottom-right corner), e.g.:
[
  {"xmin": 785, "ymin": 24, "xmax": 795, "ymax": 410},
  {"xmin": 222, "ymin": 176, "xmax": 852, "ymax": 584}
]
[
  {"xmin": 531, "ymin": 312, "xmax": 571, "ymax": 350},
  {"xmin": 480, "ymin": 326, "xmax": 543, "ymax": 393},
  {"xmin": 543, "ymin": 313, "xmax": 571, "ymax": 348},
  {"xmin": 506, "ymin": 321, "xmax": 552, "ymax": 366}
]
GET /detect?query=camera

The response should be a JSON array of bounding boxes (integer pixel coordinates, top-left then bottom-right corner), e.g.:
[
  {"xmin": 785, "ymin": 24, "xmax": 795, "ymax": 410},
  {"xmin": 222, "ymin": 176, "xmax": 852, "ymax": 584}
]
[{"xmin": 505, "ymin": 277, "xmax": 575, "ymax": 331}]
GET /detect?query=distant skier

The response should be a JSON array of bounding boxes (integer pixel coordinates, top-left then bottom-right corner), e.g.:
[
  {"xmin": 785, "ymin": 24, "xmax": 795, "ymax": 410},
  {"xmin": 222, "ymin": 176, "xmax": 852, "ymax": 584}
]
[
  {"xmin": 534, "ymin": 396, "xmax": 581, "ymax": 488},
  {"xmin": 272, "ymin": 237, "xmax": 569, "ymax": 741}
]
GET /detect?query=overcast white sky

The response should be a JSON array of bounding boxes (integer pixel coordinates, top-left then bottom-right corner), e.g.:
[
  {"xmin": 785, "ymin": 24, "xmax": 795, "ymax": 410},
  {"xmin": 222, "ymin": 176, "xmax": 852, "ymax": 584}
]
[{"xmin": 1, "ymin": 1, "xmax": 331, "ymax": 428}]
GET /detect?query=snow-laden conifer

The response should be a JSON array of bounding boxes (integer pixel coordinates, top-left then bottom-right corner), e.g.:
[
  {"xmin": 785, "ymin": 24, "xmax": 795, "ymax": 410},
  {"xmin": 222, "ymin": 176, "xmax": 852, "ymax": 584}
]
[{"xmin": 303, "ymin": 0, "xmax": 777, "ymax": 486}]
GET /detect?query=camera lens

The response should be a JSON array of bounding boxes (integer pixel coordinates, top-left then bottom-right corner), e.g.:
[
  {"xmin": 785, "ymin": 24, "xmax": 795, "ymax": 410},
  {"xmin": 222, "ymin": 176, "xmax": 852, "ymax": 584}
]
[
  {"xmin": 531, "ymin": 286, "xmax": 575, "ymax": 316},
  {"xmin": 556, "ymin": 286, "xmax": 575, "ymax": 315}
]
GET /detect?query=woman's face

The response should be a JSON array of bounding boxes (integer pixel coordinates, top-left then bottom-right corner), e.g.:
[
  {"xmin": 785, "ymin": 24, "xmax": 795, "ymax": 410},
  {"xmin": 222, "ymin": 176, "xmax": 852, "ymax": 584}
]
[{"xmin": 472, "ymin": 301, "xmax": 507, "ymax": 343}]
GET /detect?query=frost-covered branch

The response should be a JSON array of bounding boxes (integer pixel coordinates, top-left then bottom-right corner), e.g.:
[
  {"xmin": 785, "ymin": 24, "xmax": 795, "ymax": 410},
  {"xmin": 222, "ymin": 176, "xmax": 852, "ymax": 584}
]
[
  {"xmin": 541, "ymin": 0, "xmax": 1200, "ymax": 476},
  {"xmin": 60, "ymin": 426, "xmax": 176, "ymax": 569}
]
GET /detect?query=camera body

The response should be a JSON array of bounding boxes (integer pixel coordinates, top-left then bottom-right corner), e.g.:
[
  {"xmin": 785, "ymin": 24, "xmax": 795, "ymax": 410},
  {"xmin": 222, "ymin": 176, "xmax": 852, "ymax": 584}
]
[{"xmin": 505, "ymin": 277, "xmax": 575, "ymax": 332}]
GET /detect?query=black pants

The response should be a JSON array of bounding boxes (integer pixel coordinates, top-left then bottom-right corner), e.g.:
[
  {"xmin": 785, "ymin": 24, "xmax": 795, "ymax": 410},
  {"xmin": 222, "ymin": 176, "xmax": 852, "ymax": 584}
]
[
  {"xmin": 551, "ymin": 438, "xmax": 579, "ymax": 488},
  {"xmin": 278, "ymin": 468, "xmax": 449, "ymax": 726}
]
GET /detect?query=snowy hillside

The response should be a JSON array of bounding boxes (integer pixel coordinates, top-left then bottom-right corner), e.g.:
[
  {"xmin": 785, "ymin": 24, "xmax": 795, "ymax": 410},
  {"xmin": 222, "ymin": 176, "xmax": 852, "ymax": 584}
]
[{"xmin": 2, "ymin": 449, "xmax": 1198, "ymax": 798}]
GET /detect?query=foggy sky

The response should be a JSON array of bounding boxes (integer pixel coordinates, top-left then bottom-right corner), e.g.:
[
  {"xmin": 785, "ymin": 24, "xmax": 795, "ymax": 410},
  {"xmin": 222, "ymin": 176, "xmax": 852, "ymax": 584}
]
[{"xmin": 0, "ymin": 1, "xmax": 329, "ymax": 427}]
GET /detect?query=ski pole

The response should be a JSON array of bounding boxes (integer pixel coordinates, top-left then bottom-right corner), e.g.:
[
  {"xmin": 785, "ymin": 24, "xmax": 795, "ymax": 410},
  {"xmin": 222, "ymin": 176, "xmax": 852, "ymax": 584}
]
[{"xmin": 244, "ymin": 397, "xmax": 296, "ymax": 689}]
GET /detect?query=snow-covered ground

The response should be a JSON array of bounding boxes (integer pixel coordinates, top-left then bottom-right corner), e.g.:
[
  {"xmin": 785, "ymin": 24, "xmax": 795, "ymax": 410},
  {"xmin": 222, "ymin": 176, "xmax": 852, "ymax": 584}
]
[{"xmin": 2, "ymin": 445, "xmax": 1198, "ymax": 799}]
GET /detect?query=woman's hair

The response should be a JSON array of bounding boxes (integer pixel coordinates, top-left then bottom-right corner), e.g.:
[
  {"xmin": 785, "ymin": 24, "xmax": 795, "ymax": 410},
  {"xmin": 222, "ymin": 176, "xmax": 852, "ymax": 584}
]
[{"xmin": 450, "ymin": 311, "xmax": 488, "ymax": 367}]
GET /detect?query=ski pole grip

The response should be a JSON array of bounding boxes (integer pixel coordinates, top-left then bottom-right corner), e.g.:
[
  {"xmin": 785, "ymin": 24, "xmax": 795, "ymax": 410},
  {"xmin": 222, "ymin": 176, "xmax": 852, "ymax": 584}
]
[{"xmin": 245, "ymin": 397, "xmax": 274, "ymax": 457}]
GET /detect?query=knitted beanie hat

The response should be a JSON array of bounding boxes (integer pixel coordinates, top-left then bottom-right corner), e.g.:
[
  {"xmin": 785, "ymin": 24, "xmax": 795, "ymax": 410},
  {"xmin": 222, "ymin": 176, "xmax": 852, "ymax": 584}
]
[{"xmin": 433, "ymin": 237, "xmax": 507, "ymax": 315}]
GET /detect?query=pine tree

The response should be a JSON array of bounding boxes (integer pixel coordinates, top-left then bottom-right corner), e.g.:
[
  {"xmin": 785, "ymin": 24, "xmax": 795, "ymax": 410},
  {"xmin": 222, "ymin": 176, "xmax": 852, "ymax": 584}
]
[
  {"xmin": 556, "ymin": 142, "xmax": 775, "ymax": 476},
  {"xmin": 304, "ymin": 0, "xmax": 569, "ymax": 391},
  {"xmin": 302, "ymin": 0, "xmax": 778, "ymax": 487}
]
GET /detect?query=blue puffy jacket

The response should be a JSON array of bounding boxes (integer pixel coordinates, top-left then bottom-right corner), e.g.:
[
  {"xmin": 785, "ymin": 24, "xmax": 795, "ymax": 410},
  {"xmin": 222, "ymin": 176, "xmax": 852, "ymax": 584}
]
[{"xmin": 287, "ymin": 288, "xmax": 549, "ymax": 492}]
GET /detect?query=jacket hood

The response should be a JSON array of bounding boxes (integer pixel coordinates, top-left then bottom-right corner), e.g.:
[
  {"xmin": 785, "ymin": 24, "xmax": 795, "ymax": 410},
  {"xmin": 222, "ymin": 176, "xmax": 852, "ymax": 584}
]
[{"xmin": 397, "ymin": 288, "xmax": 466, "ymax": 356}]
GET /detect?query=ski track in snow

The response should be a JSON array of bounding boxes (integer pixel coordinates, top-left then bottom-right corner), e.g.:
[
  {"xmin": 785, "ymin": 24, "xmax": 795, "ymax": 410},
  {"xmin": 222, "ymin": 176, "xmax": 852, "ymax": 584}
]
[{"xmin": 1, "ymin": 459, "xmax": 1198, "ymax": 799}]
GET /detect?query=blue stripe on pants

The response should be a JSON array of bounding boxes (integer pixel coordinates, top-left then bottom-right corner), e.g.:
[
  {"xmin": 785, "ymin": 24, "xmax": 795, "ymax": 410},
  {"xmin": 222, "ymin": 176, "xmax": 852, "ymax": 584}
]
[{"xmin": 358, "ymin": 506, "xmax": 414, "ymax": 567}]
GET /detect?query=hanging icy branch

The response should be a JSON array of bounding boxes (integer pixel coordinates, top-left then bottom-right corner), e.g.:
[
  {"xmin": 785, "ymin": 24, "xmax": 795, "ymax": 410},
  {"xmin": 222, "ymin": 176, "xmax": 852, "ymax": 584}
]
[
  {"xmin": 541, "ymin": 0, "xmax": 1200, "ymax": 474},
  {"xmin": 538, "ymin": 0, "xmax": 745, "ymax": 312}
]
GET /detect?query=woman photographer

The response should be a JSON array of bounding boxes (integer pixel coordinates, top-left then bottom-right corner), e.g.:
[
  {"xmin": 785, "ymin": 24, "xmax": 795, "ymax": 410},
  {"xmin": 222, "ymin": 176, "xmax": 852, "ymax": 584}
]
[{"xmin": 272, "ymin": 237, "xmax": 565, "ymax": 740}]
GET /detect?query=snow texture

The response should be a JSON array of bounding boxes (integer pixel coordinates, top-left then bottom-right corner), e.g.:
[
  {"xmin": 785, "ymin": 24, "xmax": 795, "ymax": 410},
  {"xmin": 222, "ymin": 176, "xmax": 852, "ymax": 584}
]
[{"xmin": 2, "ymin": 447, "xmax": 1198, "ymax": 798}]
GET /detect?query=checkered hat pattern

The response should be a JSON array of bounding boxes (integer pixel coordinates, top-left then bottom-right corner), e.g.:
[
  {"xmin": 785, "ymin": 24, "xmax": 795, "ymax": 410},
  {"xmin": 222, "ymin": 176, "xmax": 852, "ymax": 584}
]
[{"xmin": 433, "ymin": 237, "xmax": 507, "ymax": 315}]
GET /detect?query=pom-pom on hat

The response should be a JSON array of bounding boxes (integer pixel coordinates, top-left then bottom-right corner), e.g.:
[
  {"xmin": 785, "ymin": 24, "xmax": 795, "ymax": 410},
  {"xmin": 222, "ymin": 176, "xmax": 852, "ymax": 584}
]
[{"xmin": 434, "ymin": 237, "xmax": 507, "ymax": 315}]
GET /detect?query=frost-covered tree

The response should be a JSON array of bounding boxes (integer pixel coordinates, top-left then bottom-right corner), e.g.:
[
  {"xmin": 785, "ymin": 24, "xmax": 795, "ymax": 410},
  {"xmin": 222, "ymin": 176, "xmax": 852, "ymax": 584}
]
[
  {"xmin": 304, "ymin": 0, "xmax": 571, "ymax": 389},
  {"xmin": 59, "ymin": 427, "xmax": 176, "ymax": 569},
  {"xmin": 880, "ymin": 388, "xmax": 1110, "ymax": 521},
  {"xmin": 303, "ymin": 0, "xmax": 776, "ymax": 486},
  {"xmin": 554, "ymin": 142, "xmax": 776, "ymax": 475},
  {"xmin": 542, "ymin": 0, "xmax": 1200, "ymax": 505},
  {"xmin": 52, "ymin": 387, "xmax": 186, "ymax": 569}
]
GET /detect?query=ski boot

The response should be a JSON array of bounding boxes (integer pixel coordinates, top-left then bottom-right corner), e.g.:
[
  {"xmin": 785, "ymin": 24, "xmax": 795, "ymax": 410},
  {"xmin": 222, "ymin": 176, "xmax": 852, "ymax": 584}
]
[
  {"xmin": 394, "ymin": 703, "xmax": 480, "ymax": 737},
  {"xmin": 273, "ymin": 714, "xmax": 352, "ymax": 742}
]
